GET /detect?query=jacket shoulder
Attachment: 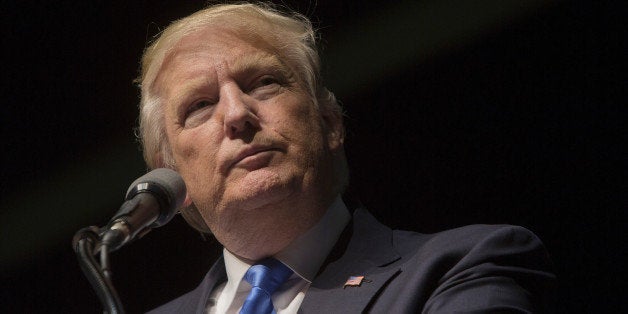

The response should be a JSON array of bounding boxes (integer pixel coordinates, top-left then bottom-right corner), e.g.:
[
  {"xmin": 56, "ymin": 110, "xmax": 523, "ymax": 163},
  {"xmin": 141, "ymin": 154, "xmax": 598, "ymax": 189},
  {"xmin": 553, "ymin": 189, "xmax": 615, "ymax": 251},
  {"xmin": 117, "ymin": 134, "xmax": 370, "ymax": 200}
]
[
  {"xmin": 390, "ymin": 224, "xmax": 555, "ymax": 313},
  {"xmin": 394, "ymin": 224, "xmax": 549, "ymax": 258}
]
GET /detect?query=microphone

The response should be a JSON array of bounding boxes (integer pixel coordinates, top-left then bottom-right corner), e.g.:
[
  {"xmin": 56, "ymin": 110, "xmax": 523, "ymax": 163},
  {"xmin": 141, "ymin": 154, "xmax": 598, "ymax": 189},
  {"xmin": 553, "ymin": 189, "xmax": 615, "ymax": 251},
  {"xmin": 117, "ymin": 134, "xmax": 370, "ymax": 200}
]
[{"xmin": 101, "ymin": 168, "xmax": 186, "ymax": 252}]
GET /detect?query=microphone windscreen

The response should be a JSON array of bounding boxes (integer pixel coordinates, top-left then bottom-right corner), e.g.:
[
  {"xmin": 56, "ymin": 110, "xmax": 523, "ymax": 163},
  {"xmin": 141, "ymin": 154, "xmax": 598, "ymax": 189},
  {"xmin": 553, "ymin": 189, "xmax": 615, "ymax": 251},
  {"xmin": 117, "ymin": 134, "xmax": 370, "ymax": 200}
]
[{"xmin": 126, "ymin": 168, "xmax": 187, "ymax": 214}]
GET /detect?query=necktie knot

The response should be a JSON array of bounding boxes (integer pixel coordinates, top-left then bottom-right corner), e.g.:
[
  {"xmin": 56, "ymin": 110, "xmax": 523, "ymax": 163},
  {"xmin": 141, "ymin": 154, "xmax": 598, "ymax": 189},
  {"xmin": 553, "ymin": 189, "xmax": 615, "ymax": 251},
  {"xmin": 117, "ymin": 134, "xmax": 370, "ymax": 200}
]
[{"xmin": 240, "ymin": 258, "xmax": 293, "ymax": 314}]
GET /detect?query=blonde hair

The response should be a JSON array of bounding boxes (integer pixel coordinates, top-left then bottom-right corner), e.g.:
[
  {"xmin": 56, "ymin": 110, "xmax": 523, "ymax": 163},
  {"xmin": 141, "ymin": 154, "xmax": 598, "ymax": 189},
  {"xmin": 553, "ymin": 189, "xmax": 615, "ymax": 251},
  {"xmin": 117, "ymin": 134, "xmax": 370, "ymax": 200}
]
[
  {"xmin": 135, "ymin": 2, "xmax": 347, "ymax": 232},
  {"xmin": 136, "ymin": 2, "xmax": 339, "ymax": 168}
]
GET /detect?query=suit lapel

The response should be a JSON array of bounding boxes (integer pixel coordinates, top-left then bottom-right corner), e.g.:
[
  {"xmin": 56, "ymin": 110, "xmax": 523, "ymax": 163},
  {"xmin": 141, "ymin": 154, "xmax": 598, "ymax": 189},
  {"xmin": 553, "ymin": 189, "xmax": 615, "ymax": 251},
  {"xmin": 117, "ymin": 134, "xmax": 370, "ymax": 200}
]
[
  {"xmin": 300, "ymin": 208, "xmax": 402, "ymax": 313},
  {"xmin": 192, "ymin": 256, "xmax": 227, "ymax": 314}
]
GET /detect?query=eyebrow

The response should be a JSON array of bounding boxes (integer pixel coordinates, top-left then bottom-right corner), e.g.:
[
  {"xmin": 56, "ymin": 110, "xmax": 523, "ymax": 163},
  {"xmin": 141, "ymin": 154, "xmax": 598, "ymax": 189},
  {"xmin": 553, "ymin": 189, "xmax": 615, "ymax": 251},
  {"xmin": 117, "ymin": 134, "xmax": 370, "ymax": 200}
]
[
  {"xmin": 167, "ymin": 52, "xmax": 295, "ymax": 120},
  {"xmin": 230, "ymin": 52, "xmax": 293, "ymax": 82},
  {"xmin": 168, "ymin": 75, "xmax": 217, "ymax": 120}
]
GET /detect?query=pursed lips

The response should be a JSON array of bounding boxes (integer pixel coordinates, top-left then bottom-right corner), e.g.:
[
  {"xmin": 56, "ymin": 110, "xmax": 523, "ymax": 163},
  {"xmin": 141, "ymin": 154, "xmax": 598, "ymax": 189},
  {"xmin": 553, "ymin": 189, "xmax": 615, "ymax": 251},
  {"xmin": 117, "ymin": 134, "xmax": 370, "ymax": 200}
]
[{"xmin": 226, "ymin": 145, "xmax": 279, "ymax": 172}]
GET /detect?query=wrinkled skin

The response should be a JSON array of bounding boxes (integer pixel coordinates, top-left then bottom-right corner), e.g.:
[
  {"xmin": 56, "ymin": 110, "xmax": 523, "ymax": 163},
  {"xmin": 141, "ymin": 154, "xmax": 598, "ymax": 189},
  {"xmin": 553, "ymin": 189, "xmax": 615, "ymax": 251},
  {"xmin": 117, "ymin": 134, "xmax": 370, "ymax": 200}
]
[{"xmin": 153, "ymin": 28, "xmax": 344, "ymax": 260}]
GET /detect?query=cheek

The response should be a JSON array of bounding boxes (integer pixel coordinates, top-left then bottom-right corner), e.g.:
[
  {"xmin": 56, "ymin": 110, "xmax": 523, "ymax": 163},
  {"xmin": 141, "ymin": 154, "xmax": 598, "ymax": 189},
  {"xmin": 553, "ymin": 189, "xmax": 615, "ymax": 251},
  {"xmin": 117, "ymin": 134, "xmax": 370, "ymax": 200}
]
[
  {"xmin": 279, "ymin": 116, "xmax": 327, "ymax": 168},
  {"xmin": 173, "ymin": 129, "xmax": 223, "ymax": 206},
  {"xmin": 293, "ymin": 107, "xmax": 326, "ymax": 147},
  {"xmin": 171, "ymin": 125, "xmax": 222, "ymax": 182},
  {"xmin": 272, "ymin": 96, "xmax": 324, "ymax": 138},
  {"xmin": 172, "ymin": 133, "xmax": 201, "ymax": 167}
]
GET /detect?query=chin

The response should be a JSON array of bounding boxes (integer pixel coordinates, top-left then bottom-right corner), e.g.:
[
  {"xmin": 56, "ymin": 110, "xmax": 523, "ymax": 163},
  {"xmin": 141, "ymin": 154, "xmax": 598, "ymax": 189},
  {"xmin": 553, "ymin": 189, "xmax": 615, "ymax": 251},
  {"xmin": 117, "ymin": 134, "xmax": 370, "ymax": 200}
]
[
  {"xmin": 234, "ymin": 185, "xmax": 294, "ymax": 213},
  {"xmin": 229, "ymin": 168, "xmax": 299, "ymax": 207}
]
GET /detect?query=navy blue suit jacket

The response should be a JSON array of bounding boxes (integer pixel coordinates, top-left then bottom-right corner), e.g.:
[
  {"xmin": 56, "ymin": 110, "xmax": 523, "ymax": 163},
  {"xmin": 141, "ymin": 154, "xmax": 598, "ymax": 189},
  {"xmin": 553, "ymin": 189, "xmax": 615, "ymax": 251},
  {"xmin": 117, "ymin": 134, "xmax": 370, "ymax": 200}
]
[{"xmin": 148, "ymin": 208, "xmax": 555, "ymax": 313}]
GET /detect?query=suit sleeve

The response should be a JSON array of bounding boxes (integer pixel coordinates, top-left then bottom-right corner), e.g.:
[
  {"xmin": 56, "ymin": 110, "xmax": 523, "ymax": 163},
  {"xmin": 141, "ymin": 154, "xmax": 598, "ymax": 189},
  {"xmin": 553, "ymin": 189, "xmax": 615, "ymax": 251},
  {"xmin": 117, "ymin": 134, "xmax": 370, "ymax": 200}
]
[{"xmin": 422, "ymin": 225, "xmax": 556, "ymax": 313}]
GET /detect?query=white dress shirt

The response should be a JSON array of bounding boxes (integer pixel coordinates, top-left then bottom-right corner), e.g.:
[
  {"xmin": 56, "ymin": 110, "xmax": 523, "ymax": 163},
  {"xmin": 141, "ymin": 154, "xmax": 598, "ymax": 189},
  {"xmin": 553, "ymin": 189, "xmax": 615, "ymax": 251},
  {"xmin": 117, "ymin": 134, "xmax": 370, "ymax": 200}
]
[{"xmin": 206, "ymin": 196, "xmax": 351, "ymax": 314}]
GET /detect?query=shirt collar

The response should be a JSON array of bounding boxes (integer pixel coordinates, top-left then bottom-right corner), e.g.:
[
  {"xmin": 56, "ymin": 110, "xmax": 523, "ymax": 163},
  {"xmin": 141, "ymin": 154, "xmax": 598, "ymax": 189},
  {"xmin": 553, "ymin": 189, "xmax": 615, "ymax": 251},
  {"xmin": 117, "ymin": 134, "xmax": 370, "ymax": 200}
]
[
  {"xmin": 222, "ymin": 195, "xmax": 351, "ymax": 284},
  {"xmin": 275, "ymin": 195, "xmax": 351, "ymax": 282}
]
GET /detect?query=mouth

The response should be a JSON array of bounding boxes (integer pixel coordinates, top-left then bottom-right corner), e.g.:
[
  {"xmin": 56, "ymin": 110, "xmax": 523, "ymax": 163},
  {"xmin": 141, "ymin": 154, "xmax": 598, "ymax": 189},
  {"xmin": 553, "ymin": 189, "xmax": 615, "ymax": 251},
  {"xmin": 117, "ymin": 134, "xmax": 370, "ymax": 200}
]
[{"xmin": 227, "ymin": 145, "xmax": 280, "ymax": 172}]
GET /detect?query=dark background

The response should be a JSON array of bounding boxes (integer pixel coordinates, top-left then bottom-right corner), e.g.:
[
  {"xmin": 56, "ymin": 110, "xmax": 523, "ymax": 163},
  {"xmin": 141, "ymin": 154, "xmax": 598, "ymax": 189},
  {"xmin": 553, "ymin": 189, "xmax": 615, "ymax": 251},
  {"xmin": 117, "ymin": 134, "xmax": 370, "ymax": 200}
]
[{"xmin": 2, "ymin": 0, "xmax": 626, "ymax": 313}]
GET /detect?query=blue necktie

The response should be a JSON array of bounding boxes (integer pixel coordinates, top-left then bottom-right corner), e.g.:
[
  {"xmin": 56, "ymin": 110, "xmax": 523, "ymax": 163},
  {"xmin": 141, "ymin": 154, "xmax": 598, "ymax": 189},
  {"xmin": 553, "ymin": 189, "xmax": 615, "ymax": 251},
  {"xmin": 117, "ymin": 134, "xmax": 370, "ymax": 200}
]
[{"xmin": 240, "ymin": 258, "xmax": 293, "ymax": 314}]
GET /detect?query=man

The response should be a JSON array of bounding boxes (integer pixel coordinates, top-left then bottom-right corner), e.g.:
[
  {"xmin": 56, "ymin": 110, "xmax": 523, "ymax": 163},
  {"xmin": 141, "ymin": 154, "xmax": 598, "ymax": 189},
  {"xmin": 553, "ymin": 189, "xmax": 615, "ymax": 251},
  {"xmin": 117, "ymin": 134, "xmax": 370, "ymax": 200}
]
[{"xmin": 135, "ymin": 2, "xmax": 555, "ymax": 313}]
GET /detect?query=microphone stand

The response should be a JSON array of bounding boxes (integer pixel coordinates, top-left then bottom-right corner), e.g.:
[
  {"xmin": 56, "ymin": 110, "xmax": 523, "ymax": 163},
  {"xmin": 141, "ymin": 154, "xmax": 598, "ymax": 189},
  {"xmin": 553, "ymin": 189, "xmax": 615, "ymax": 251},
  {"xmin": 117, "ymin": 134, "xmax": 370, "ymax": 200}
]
[{"xmin": 73, "ymin": 226, "xmax": 126, "ymax": 314}]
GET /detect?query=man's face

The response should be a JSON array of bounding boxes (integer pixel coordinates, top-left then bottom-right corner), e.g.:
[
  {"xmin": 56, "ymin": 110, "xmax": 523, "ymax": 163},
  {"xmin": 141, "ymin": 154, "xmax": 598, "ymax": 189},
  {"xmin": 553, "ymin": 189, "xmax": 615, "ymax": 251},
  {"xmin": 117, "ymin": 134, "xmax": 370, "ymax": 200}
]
[{"xmin": 153, "ymin": 27, "xmax": 342, "ymax": 259}]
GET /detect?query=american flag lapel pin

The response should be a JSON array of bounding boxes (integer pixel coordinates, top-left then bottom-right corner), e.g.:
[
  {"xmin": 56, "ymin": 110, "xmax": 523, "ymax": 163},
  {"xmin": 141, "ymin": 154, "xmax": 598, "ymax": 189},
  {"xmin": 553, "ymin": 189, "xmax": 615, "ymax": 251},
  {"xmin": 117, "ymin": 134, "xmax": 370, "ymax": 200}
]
[{"xmin": 343, "ymin": 275, "xmax": 372, "ymax": 288}]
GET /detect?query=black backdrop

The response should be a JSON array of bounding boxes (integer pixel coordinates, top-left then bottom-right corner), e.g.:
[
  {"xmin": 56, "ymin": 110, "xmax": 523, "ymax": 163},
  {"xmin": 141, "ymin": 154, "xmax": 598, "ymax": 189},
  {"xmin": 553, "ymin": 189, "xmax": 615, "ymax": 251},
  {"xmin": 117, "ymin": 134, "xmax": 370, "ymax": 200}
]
[{"xmin": 2, "ymin": 1, "xmax": 625, "ymax": 313}]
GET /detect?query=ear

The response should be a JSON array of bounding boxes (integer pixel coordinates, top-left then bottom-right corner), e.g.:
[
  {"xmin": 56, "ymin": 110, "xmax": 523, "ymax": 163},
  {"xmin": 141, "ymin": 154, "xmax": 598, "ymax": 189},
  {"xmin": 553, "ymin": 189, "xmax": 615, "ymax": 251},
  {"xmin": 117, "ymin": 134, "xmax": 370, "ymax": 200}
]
[
  {"xmin": 322, "ymin": 106, "xmax": 345, "ymax": 152},
  {"xmin": 182, "ymin": 192, "xmax": 193, "ymax": 208}
]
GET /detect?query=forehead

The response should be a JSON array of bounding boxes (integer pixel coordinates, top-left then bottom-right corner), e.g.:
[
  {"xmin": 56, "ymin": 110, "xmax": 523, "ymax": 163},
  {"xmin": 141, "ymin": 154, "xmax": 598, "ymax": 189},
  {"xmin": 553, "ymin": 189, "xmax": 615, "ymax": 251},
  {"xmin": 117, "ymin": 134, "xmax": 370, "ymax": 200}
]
[{"xmin": 152, "ymin": 27, "xmax": 283, "ymax": 92}]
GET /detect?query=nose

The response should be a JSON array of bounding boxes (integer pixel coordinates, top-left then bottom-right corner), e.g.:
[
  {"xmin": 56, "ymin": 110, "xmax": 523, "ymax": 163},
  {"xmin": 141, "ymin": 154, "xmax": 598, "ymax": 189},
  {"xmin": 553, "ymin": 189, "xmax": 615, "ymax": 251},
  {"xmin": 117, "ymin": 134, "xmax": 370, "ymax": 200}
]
[{"xmin": 222, "ymin": 83, "xmax": 260, "ymax": 138}]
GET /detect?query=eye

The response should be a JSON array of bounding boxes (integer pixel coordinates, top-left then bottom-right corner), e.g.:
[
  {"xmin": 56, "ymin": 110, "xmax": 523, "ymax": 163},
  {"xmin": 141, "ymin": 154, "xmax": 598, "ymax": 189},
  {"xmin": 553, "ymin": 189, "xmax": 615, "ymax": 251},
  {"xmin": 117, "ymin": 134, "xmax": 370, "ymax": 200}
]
[
  {"xmin": 186, "ymin": 99, "xmax": 215, "ymax": 115},
  {"xmin": 259, "ymin": 76, "xmax": 279, "ymax": 86},
  {"xmin": 248, "ymin": 75, "xmax": 282, "ymax": 99},
  {"xmin": 182, "ymin": 99, "xmax": 216, "ymax": 128},
  {"xmin": 251, "ymin": 75, "xmax": 280, "ymax": 89}
]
